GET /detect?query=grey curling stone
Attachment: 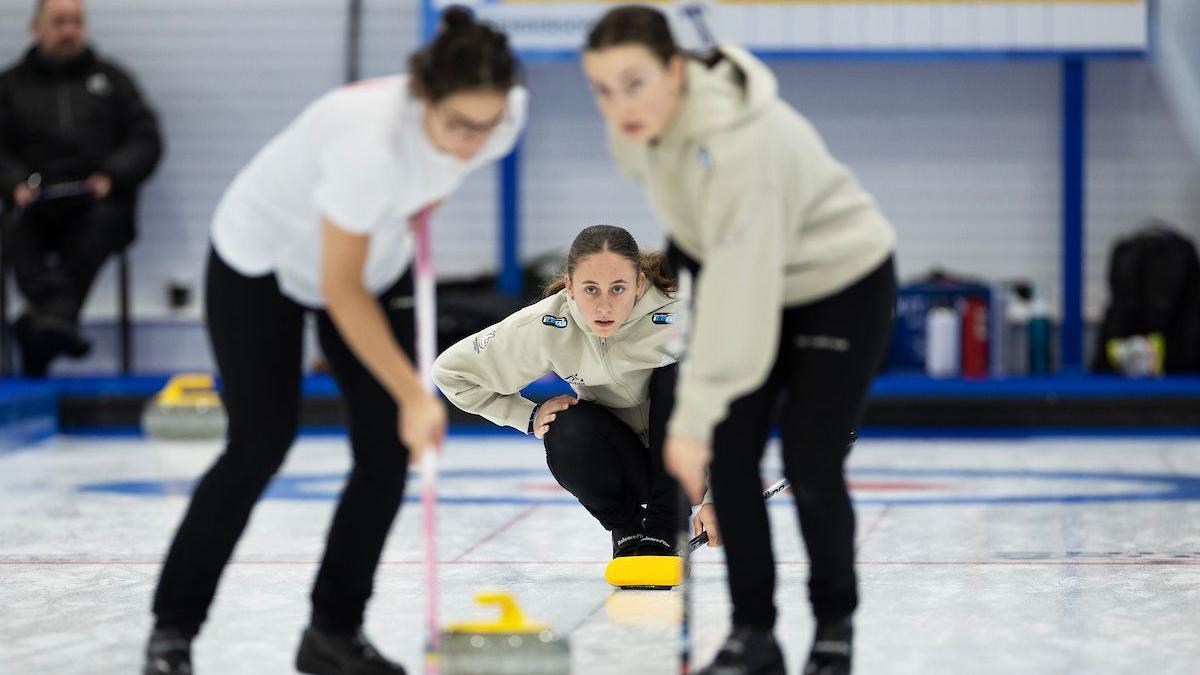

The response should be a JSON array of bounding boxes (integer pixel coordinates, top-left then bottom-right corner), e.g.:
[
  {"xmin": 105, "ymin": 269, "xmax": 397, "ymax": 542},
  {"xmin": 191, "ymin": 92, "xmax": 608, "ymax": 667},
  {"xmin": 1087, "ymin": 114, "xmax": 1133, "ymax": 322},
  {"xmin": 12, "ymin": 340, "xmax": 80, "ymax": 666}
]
[
  {"xmin": 140, "ymin": 374, "xmax": 228, "ymax": 440},
  {"xmin": 440, "ymin": 593, "xmax": 570, "ymax": 675}
]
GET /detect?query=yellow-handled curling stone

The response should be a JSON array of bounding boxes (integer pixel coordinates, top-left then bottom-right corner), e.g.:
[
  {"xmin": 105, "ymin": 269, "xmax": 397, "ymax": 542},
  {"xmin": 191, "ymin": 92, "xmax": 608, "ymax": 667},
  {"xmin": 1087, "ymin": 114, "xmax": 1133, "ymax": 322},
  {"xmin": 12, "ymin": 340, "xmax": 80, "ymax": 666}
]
[
  {"xmin": 140, "ymin": 373, "xmax": 228, "ymax": 440},
  {"xmin": 440, "ymin": 591, "xmax": 570, "ymax": 675},
  {"xmin": 604, "ymin": 478, "xmax": 794, "ymax": 590}
]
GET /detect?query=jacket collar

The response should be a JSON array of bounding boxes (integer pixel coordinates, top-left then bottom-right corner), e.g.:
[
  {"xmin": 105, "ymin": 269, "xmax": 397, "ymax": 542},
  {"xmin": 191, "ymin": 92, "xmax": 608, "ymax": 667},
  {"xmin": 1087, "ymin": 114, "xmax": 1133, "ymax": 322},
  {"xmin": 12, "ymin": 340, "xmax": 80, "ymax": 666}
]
[{"xmin": 24, "ymin": 44, "xmax": 96, "ymax": 76}]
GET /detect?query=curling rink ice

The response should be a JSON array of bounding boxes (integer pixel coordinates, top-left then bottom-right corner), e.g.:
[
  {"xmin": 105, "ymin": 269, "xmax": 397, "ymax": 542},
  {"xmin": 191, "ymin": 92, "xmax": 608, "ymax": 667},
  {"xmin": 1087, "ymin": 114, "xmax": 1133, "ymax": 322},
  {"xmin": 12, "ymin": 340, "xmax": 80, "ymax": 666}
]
[{"xmin": 3, "ymin": 432, "xmax": 1200, "ymax": 674}]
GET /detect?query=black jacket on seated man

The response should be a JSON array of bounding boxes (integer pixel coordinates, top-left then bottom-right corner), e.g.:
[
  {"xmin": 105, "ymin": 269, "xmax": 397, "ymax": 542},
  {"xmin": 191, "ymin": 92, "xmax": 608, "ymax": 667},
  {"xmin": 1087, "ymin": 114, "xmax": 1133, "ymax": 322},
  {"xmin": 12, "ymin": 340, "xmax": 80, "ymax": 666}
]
[{"xmin": 0, "ymin": 38, "xmax": 163, "ymax": 376}]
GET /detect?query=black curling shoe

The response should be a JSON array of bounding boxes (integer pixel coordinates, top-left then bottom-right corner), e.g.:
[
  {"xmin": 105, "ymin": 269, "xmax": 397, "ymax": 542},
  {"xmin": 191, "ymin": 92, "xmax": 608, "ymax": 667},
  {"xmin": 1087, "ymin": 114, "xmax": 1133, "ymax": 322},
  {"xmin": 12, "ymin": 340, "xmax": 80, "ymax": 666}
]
[
  {"xmin": 142, "ymin": 627, "xmax": 193, "ymax": 675},
  {"xmin": 802, "ymin": 617, "xmax": 853, "ymax": 675},
  {"xmin": 295, "ymin": 625, "xmax": 406, "ymax": 675},
  {"xmin": 695, "ymin": 625, "xmax": 786, "ymax": 675}
]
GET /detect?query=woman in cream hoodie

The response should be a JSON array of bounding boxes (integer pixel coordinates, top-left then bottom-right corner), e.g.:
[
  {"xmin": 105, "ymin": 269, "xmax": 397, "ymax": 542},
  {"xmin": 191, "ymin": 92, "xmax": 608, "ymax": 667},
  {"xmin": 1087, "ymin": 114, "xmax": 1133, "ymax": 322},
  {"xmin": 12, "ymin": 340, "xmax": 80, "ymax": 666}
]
[
  {"xmin": 583, "ymin": 7, "xmax": 898, "ymax": 675},
  {"xmin": 435, "ymin": 225, "xmax": 719, "ymax": 560}
]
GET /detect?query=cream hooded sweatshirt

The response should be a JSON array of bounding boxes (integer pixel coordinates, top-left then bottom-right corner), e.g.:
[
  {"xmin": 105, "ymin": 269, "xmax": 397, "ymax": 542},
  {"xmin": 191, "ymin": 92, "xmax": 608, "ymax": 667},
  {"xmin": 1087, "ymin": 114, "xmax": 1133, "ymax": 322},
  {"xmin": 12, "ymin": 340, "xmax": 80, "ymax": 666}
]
[
  {"xmin": 433, "ymin": 286, "xmax": 683, "ymax": 444},
  {"xmin": 607, "ymin": 45, "xmax": 897, "ymax": 443}
]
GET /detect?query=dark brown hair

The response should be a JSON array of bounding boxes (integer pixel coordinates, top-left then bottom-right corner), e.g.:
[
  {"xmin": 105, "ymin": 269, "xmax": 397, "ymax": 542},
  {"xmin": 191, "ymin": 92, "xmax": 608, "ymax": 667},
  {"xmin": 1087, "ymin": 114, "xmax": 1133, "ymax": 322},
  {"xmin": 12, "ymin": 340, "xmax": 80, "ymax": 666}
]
[
  {"xmin": 408, "ymin": 6, "xmax": 521, "ymax": 104},
  {"xmin": 584, "ymin": 5, "xmax": 680, "ymax": 65},
  {"xmin": 544, "ymin": 225, "xmax": 675, "ymax": 298}
]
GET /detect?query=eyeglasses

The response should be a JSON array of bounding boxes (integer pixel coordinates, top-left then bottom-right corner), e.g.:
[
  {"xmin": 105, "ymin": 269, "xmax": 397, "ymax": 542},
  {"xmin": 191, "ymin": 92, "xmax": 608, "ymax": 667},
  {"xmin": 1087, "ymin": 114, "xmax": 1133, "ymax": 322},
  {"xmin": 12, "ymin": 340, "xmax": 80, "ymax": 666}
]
[{"xmin": 434, "ymin": 105, "xmax": 507, "ymax": 140}]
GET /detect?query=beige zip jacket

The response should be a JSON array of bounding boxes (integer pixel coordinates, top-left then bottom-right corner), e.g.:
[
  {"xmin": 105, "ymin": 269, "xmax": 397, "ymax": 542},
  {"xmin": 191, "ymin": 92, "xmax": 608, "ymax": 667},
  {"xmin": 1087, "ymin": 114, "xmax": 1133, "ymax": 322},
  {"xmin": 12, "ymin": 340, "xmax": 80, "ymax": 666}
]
[{"xmin": 433, "ymin": 286, "xmax": 683, "ymax": 444}]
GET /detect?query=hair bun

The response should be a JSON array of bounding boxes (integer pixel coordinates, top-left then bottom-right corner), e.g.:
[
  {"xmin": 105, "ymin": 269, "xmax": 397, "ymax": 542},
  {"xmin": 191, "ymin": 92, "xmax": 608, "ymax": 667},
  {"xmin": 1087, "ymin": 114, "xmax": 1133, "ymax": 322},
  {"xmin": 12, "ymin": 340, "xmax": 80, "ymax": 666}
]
[
  {"xmin": 409, "ymin": 4, "xmax": 520, "ymax": 104},
  {"xmin": 440, "ymin": 6, "xmax": 474, "ymax": 32}
]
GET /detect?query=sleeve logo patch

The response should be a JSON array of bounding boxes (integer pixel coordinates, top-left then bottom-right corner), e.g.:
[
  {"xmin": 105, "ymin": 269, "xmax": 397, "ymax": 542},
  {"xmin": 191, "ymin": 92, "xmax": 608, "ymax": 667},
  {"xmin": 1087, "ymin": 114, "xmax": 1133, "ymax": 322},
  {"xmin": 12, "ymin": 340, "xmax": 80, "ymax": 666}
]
[
  {"xmin": 472, "ymin": 330, "xmax": 496, "ymax": 354},
  {"xmin": 652, "ymin": 313, "xmax": 675, "ymax": 325},
  {"xmin": 542, "ymin": 315, "xmax": 569, "ymax": 329}
]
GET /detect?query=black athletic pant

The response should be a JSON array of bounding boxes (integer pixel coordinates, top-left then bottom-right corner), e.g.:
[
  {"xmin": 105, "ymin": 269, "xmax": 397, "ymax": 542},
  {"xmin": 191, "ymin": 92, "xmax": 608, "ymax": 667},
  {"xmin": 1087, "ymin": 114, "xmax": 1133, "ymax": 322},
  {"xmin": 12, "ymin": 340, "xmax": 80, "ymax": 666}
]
[
  {"xmin": 4, "ymin": 196, "xmax": 132, "ymax": 322},
  {"xmin": 672, "ymin": 246, "xmax": 896, "ymax": 629},
  {"xmin": 152, "ymin": 248, "xmax": 414, "ymax": 637},
  {"xmin": 542, "ymin": 363, "xmax": 681, "ymax": 538}
]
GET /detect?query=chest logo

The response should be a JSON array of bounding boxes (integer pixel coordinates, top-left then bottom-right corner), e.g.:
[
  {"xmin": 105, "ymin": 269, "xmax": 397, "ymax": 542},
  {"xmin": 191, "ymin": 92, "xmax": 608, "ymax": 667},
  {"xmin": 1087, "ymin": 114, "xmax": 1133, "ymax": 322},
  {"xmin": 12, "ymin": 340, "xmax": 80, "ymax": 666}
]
[
  {"xmin": 86, "ymin": 73, "xmax": 112, "ymax": 96},
  {"xmin": 542, "ymin": 315, "xmax": 568, "ymax": 329},
  {"xmin": 651, "ymin": 313, "xmax": 675, "ymax": 325}
]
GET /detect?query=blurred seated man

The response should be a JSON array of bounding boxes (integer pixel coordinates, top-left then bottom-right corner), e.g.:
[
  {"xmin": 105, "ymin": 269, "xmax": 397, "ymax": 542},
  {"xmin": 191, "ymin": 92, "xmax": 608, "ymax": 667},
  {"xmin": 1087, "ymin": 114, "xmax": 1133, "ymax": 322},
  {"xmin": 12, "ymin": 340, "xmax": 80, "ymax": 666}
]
[{"xmin": 0, "ymin": 0, "xmax": 162, "ymax": 376}]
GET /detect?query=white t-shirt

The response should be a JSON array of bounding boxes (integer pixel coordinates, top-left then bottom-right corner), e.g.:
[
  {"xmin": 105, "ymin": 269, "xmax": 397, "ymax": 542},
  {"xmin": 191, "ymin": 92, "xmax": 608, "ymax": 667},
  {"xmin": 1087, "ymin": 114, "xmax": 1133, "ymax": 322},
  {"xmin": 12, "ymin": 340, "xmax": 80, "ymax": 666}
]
[{"xmin": 210, "ymin": 75, "xmax": 528, "ymax": 307}]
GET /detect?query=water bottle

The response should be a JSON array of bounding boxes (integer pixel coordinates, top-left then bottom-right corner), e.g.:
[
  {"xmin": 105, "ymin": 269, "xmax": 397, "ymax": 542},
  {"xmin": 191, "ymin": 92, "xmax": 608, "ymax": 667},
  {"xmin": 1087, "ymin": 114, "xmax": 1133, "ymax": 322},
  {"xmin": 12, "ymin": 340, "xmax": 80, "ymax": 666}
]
[
  {"xmin": 1028, "ymin": 295, "xmax": 1051, "ymax": 375},
  {"xmin": 925, "ymin": 305, "xmax": 960, "ymax": 378}
]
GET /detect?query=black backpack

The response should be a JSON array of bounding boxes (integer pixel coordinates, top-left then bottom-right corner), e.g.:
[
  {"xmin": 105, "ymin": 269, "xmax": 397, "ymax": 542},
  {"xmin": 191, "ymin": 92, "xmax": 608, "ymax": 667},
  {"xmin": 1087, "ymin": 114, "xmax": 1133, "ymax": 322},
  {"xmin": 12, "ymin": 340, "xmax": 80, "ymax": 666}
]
[{"xmin": 1093, "ymin": 222, "xmax": 1200, "ymax": 373}]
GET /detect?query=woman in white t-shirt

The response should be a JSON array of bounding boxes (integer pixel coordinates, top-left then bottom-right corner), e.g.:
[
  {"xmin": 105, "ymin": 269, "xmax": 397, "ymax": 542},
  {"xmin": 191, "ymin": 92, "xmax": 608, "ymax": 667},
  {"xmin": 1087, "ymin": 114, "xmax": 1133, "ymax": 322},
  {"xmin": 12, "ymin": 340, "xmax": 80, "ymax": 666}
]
[{"xmin": 144, "ymin": 9, "xmax": 527, "ymax": 675}]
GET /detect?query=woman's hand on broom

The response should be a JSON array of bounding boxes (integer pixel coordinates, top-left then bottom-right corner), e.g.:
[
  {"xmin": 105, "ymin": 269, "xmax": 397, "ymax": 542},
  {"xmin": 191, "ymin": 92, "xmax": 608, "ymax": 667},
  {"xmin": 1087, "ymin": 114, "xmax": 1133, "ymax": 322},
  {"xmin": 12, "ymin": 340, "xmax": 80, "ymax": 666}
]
[
  {"xmin": 665, "ymin": 434, "xmax": 712, "ymax": 504},
  {"xmin": 401, "ymin": 391, "xmax": 447, "ymax": 462},
  {"xmin": 692, "ymin": 503, "xmax": 721, "ymax": 547}
]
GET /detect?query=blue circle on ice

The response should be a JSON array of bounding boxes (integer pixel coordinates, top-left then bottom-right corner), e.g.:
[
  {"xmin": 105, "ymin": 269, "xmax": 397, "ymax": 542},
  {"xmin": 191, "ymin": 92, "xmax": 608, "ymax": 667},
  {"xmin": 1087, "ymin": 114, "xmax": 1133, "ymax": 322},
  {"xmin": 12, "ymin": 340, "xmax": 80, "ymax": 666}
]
[{"xmin": 77, "ymin": 466, "xmax": 1200, "ymax": 506}]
